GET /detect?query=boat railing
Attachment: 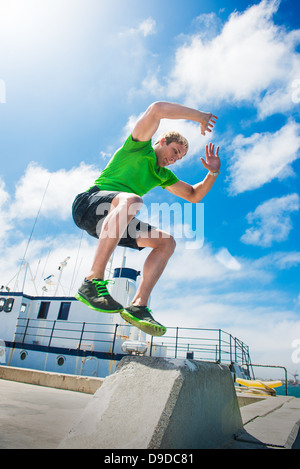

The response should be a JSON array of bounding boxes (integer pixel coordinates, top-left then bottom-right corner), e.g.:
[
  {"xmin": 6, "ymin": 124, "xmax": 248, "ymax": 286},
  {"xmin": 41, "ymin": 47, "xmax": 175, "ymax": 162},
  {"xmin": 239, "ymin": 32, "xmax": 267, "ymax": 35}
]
[{"xmin": 13, "ymin": 317, "xmax": 253, "ymax": 374}]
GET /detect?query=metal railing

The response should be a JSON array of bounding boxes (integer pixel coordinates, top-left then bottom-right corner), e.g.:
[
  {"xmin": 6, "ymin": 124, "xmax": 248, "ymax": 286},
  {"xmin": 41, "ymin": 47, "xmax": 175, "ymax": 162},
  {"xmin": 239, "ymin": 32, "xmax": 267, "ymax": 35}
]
[
  {"xmin": 251, "ymin": 363, "xmax": 288, "ymax": 396},
  {"xmin": 14, "ymin": 317, "xmax": 253, "ymax": 373}
]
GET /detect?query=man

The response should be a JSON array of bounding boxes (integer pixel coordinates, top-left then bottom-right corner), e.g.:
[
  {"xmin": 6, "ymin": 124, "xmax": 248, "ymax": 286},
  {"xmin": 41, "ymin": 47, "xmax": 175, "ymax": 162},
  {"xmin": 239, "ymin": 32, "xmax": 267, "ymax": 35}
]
[{"xmin": 72, "ymin": 101, "xmax": 220, "ymax": 337}]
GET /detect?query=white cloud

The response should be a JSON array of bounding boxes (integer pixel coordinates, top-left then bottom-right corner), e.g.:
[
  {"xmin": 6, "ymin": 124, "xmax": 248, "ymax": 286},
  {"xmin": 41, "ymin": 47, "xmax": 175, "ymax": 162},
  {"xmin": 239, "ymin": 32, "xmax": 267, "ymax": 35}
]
[
  {"xmin": 215, "ymin": 247, "xmax": 241, "ymax": 270},
  {"xmin": 241, "ymin": 194, "xmax": 300, "ymax": 247},
  {"xmin": 140, "ymin": 74, "xmax": 165, "ymax": 97},
  {"xmin": 138, "ymin": 18, "xmax": 156, "ymax": 37},
  {"xmin": 152, "ymin": 242, "xmax": 300, "ymax": 310},
  {"xmin": 0, "ymin": 178, "xmax": 9, "ymax": 207},
  {"xmin": 150, "ymin": 268, "xmax": 300, "ymax": 376},
  {"xmin": 0, "ymin": 162, "xmax": 101, "ymax": 291},
  {"xmin": 120, "ymin": 17, "xmax": 156, "ymax": 38},
  {"xmin": 0, "ymin": 177, "xmax": 13, "ymax": 242},
  {"xmin": 158, "ymin": 240, "xmax": 272, "ymax": 287},
  {"xmin": 273, "ymin": 251, "xmax": 300, "ymax": 270},
  {"xmin": 9, "ymin": 161, "xmax": 99, "ymax": 221},
  {"xmin": 227, "ymin": 120, "xmax": 300, "ymax": 195},
  {"xmin": 149, "ymin": 242, "xmax": 300, "ymax": 376},
  {"xmin": 165, "ymin": 0, "xmax": 300, "ymax": 117},
  {"xmin": 0, "ymin": 233, "xmax": 97, "ymax": 296}
]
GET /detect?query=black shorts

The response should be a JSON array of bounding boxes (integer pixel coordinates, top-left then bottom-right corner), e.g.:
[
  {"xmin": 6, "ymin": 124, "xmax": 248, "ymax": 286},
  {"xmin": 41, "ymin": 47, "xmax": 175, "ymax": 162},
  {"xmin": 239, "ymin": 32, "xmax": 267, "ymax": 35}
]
[{"xmin": 72, "ymin": 186, "xmax": 153, "ymax": 251}]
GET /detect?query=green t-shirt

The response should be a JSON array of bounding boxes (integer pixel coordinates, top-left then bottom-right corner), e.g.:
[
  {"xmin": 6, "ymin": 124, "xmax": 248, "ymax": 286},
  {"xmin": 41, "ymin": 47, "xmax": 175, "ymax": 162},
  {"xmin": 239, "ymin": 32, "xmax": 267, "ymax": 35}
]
[{"xmin": 93, "ymin": 135, "xmax": 179, "ymax": 197}]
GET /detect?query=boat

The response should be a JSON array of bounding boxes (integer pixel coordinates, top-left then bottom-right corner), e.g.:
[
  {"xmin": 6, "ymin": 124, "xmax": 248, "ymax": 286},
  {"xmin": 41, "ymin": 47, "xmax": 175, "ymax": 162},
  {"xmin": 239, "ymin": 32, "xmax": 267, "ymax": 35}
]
[
  {"xmin": 235, "ymin": 377, "xmax": 282, "ymax": 396},
  {"xmin": 236, "ymin": 378, "xmax": 282, "ymax": 389},
  {"xmin": 0, "ymin": 254, "xmax": 254, "ymax": 380}
]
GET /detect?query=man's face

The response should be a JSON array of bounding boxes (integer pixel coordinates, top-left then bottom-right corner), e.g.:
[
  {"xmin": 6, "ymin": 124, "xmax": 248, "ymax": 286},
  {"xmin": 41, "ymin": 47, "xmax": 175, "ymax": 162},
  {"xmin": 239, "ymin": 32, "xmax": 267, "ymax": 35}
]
[{"xmin": 155, "ymin": 138, "xmax": 187, "ymax": 167}]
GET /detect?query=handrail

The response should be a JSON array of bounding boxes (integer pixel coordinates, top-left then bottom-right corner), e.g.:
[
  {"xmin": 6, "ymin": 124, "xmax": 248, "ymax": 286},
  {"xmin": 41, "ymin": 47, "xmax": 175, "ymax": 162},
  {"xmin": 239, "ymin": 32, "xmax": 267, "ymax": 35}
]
[
  {"xmin": 14, "ymin": 317, "xmax": 252, "ymax": 371},
  {"xmin": 250, "ymin": 363, "xmax": 288, "ymax": 396}
]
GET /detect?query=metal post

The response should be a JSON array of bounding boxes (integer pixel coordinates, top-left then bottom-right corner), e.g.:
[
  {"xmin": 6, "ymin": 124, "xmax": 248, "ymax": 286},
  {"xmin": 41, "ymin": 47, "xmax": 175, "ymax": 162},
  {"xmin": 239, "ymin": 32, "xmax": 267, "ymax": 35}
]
[
  {"xmin": 22, "ymin": 318, "xmax": 30, "ymax": 345},
  {"xmin": 218, "ymin": 329, "xmax": 221, "ymax": 363},
  {"xmin": 149, "ymin": 335, "xmax": 154, "ymax": 357},
  {"xmin": 48, "ymin": 320, "xmax": 56, "ymax": 347},
  {"xmin": 251, "ymin": 364, "xmax": 288, "ymax": 396},
  {"xmin": 175, "ymin": 327, "xmax": 179, "ymax": 358},
  {"xmin": 111, "ymin": 324, "xmax": 118, "ymax": 355},
  {"xmin": 78, "ymin": 322, "xmax": 86, "ymax": 350},
  {"xmin": 234, "ymin": 337, "xmax": 237, "ymax": 363},
  {"xmin": 229, "ymin": 334, "xmax": 233, "ymax": 363}
]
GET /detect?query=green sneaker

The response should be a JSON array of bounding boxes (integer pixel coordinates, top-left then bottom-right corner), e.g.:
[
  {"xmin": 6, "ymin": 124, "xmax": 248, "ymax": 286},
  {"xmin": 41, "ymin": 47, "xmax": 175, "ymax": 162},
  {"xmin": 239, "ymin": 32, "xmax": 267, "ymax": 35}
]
[
  {"xmin": 120, "ymin": 304, "xmax": 167, "ymax": 337},
  {"xmin": 75, "ymin": 278, "xmax": 123, "ymax": 313}
]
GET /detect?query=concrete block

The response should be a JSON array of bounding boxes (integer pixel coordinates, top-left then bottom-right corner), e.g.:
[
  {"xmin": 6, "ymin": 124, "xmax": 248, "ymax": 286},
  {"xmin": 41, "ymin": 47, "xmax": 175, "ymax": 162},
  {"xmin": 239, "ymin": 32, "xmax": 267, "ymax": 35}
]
[
  {"xmin": 0, "ymin": 365, "xmax": 104, "ymax": 394},
  {"xmin": 59, "ymin": 356, "xmax": 243, "ymax": 449}
]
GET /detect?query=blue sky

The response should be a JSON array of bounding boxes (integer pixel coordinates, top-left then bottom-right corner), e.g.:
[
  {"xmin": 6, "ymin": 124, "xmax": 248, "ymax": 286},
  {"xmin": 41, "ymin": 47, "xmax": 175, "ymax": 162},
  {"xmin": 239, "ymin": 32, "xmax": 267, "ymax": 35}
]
[{"xmin": 1, "ymin": 0, "xmax": 300, "ymax": 377}]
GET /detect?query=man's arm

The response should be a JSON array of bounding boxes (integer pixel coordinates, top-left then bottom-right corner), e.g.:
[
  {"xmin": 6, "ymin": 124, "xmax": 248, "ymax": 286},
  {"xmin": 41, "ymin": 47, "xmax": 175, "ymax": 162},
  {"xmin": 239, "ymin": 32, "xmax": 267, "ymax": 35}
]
[
  {"xmin": 166, "ymin": 143, "xmax": 220, "ymax": 203},
  {"xmin": 132, "ymin": 101, "xmax": 217, "ymax": 142}
]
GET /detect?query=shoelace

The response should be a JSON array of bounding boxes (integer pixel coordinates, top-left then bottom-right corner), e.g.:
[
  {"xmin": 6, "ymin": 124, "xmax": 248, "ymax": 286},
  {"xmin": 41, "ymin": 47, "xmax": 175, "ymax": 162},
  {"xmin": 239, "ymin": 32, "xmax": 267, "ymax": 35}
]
[
  {"xmin": 92, "ymin": 279, "xmax": 114, "ymax": 296},
  {"xmin": 141, "ymin": 306, "xmax": 155, "ymax": 321},
  {"xmin": 145, "ymin": 307, "xmax": 153, "ymax": 316}
]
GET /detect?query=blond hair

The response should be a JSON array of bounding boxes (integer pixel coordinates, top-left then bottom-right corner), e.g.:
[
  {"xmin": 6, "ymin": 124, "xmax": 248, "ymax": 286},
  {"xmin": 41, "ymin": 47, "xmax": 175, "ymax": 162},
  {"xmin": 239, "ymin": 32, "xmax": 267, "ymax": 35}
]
[{"xmin": 155, "ymin": 131, "xmax": 189, "ymax": 153}]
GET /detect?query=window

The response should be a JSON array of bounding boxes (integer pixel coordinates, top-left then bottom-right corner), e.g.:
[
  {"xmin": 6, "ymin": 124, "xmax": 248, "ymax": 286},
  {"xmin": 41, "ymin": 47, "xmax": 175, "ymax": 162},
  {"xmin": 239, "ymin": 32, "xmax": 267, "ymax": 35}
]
[
  {"xmin": 57, "ymin": 355, "xmax": 65, "ymax": 366},
  {"xmin": 37, "ymin": 301, "xmax": 50, "ymax": 319},
  {"xmin": 4, "ymin": 298, "xmax": 14, "ymax": 313},
  {"xmin": 20, "ymin": 351, "xmax": 27, "ymax": 361},
  {"xmin": 57, "ymin": 302, "xmax": 71, "ymax": 320},
  {"xmin": 0, "ymin": 298, "xmax": 5, "ymax": 312},
  {"xmin": 20, "ymin": 303, "xmax": 27, "ymax": 314}
]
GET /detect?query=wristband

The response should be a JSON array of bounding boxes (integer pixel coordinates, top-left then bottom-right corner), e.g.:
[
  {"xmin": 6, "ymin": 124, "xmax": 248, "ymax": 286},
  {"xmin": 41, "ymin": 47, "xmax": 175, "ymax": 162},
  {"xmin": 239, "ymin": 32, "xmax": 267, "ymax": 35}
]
[{"xmin": 208, "ymin": 170, "xmax": 220, "ymax": 176}]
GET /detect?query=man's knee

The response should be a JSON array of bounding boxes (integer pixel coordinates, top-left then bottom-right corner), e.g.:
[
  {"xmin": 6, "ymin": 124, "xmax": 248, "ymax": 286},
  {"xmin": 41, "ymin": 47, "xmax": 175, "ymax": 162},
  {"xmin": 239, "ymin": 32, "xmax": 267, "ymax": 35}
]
[
  {"xmin": 137, "ymin": 229, "xmax": 176, "ymax": 254},
  {"xmin": 158, "ymin": 234, "xmax": 176, "ymax": 256},
  {"xmin": 167, "ymin": 235, "xmax": 176, "ymax": 254}
]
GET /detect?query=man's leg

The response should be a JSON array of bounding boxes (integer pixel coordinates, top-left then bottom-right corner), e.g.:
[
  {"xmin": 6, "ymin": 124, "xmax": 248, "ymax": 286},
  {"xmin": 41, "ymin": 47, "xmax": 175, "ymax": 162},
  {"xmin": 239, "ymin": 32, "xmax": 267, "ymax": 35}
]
[
  {"xmin": 132, "ymin": 229, "xmax": 176, "ymax": 306},
  {"xmin": 86, "ymin": 193, "xmax": 143, "ymax": 280},
  {"xmin": 76, "ymin": 192, "xmax": 143, "ymax": 313},
  {"xmin": 120, "ymin": 228, "xmax": 176, "ymax": 336}
]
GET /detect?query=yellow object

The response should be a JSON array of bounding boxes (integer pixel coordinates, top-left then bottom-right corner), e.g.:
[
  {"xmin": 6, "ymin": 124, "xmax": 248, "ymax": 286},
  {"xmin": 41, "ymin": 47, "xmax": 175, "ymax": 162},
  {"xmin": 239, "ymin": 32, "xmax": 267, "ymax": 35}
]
[{"xmin": 236, "ymin": 378, "xmax": 282, "ymax": 389}]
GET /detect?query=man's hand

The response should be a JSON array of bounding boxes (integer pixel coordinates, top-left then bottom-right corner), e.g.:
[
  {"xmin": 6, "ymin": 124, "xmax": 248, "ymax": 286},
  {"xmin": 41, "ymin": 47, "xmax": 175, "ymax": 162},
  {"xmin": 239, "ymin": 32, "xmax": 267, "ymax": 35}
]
[
  {"xmin": 200, "ymin": 143, "xmax": 220, "ymax": 172},
  {"xmin": 200, "ymin": 113, "xmax": 218, "ymax": 136}
]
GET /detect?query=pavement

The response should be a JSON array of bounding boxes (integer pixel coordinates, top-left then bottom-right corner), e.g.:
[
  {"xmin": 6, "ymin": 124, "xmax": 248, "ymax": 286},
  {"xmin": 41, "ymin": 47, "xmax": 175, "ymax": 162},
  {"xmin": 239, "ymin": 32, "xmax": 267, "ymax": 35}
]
[
  {"xmin": 227, "ymin": 394, "xmax": 300, "ymax": 449},
  {"xmin": 0, "ymin": 373, "xmax": 300, "ymax": 449},
  {"xmin": 0, "ymin": 378, "xmax": 92, "ymax": 449}
]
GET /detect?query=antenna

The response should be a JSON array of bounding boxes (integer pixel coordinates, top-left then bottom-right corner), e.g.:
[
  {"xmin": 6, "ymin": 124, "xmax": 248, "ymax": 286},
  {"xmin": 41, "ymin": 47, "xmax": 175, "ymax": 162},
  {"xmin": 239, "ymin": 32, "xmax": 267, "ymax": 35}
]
[
  {"xmin": 13, "ymin": 177, "xmax": 51, "ymax": 292},
  {"xmin": 54, "ymin": 256, "xmax": 70, "ymax": 296},
  {"xmin": 69, "ymin": 231, "xmax": 83, "ymax": 296}
]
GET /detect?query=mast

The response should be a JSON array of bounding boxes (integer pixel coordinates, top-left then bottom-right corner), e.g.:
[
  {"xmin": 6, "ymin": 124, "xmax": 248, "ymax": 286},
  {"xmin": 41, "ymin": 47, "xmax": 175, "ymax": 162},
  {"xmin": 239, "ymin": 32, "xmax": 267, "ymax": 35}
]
[{"xmin": 13, "ymin": 178, "xmax": 51, "ymax": 293}]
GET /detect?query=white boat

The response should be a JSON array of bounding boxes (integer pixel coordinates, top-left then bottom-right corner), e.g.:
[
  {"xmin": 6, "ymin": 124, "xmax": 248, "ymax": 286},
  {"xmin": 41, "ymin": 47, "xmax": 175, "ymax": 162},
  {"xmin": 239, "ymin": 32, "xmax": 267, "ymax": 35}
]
[{"xmin": 0, "ymin": 257, "xmax": 254, "ymax": 380}]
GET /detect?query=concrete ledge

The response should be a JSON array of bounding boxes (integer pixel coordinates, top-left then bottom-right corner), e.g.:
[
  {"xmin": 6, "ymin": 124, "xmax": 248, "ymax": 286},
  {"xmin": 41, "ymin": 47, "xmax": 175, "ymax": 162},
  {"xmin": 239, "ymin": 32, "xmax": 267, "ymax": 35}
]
[
  {"xmin": 59, "ymin": 356, "xmax": 243, "ymax": 449},
  {"xmin": 233, "ymin": 396, "xmax": 300, "ymax": 449},
  {"xmin": 240, "ymin": 395, "xmax": 294, "ymax": 425},
  {"xmin": 0, "ymin": 365, "xmax": 104, "ymax": 394},
  {"xmin": 236, "ymin": 393, "xmax": 266, "ymax": 408}
]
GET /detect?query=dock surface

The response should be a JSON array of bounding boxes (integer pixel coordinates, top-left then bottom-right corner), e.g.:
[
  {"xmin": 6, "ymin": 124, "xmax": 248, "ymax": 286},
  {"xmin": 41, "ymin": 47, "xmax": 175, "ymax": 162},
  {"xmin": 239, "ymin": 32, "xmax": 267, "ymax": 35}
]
[
  {"xmin": 0, "ymin": 362, "xmax": 299, "ymax": 450},
  {"xmin": 0, "ymin": 378, "xmax": 92, "ymax": 449},
  {"xmin": 229, "ymin": 393, "xmax": 300, "ymax": 449}
]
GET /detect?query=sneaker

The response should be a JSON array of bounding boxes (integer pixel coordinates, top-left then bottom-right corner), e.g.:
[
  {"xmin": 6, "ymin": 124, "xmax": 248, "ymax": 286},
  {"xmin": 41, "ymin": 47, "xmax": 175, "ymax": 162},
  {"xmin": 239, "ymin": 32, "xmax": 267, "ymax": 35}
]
[
  {"xmin": 75, "ymin": 278, "xmax": 123, "ymax": 313},
  {"xmin": 120, "ymin": 304, "xmax": 167, "ymax": 337}
]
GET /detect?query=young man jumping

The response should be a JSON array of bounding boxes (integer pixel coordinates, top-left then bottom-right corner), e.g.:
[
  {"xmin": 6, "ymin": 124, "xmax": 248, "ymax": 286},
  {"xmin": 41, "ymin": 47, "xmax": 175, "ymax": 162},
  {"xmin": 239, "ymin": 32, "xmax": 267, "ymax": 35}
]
[{"xmin": 72, "ymin": 101, "xmax": 220, "ymax": 337}]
